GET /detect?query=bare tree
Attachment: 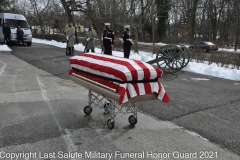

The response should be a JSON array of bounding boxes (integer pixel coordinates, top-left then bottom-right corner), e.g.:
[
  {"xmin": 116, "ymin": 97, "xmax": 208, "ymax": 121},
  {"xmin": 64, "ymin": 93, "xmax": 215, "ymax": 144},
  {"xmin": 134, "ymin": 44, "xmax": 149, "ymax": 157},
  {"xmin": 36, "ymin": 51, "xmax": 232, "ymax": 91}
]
[
  {"xmin": 13, "ymin": 0, "xmax": 240, "ymax": 49},
  {"xmin": 60, "ymin": 0, "xmax": 86, "ymax": 43},
  {"xmin": 0, "ymin": 0, "xmax": 15, "ymax": 12},
  {"xmin": 26, "ymin": 0, "xmax": 59, "ymax": 38}
]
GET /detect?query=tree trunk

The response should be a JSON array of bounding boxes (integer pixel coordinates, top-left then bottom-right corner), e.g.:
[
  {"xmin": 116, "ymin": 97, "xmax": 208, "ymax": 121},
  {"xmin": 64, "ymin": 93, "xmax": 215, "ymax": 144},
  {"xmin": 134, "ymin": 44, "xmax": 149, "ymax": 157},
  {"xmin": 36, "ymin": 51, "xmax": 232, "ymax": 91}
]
[
  {"xmin": 190, "ymin": 0, "xmax": 199, "ymax": 42},
  {"xmin": 60, "ymin": 0, "xmax": 77, "ymax": 43},
  {"xmin": 133, "ymin": 27, "xmax": 139, "ymax": 53}
]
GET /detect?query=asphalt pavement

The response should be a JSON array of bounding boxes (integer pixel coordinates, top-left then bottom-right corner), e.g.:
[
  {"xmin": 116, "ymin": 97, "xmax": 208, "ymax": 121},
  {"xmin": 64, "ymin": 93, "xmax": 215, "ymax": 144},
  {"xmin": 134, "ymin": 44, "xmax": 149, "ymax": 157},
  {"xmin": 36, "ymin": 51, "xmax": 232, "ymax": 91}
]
[{"xmin": 0, "ymin": 44, "xmax": 240, "ymax": 160}]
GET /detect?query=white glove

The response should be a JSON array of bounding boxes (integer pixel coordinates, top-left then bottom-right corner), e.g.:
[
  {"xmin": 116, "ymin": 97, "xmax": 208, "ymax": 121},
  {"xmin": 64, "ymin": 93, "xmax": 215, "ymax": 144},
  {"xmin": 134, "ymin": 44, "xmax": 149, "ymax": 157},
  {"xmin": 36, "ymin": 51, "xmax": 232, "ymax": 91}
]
[
  {"xmin": 104, "ymin": 37, "xmax": 111, "ymax": 40},
  {"xmin": 66, "ymin": 36, "xmax": 69, "ymax": 40},
  {"xmin": 87, "ymin": 38, "xmax": 90, "ymax": 41},
  {"xmin": 127, "ymin": 39, "xmax": 133, "ymax": 43}
]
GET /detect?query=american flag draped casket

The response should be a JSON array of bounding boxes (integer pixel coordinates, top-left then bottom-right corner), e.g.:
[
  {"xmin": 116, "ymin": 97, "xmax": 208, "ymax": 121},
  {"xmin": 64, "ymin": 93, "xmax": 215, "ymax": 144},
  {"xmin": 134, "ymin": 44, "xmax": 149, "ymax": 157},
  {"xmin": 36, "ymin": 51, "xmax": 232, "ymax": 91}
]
[{"xmin": 69, "ymin": 53, "xmax": 170, "ymax": 105}]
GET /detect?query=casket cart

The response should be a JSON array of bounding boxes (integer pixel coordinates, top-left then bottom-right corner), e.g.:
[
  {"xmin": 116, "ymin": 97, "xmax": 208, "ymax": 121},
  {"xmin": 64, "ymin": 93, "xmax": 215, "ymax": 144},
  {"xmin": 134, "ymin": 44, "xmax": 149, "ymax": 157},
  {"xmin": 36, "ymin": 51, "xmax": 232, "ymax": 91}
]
[{"xmin": 69, "ymin": 53, "xmax": 169, "ymax": 129}]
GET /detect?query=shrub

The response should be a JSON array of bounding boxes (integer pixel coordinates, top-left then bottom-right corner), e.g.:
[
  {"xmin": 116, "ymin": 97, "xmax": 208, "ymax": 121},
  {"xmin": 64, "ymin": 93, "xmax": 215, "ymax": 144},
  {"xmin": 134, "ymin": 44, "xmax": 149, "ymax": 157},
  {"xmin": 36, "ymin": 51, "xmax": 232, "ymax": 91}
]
[{"xmin": 32, "ymin": 33, "xmax": 66, "ymax": 43}]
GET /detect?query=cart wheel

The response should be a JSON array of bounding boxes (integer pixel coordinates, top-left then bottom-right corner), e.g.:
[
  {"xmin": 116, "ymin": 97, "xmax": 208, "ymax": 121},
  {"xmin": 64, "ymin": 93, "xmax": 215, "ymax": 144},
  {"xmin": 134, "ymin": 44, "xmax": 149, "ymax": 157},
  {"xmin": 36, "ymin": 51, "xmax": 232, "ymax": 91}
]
[
  {"xmin": 103, "ymin": 103, "xmax": 110, "ymax": 114},
  {"xmin": 83, "ymin": 106, "xmax": 92, "ymax": 115},
  {"xmin": 177, "ymin": 44, "xmax": 190, "ymax": 68},
  {"xmin": 156, "ymin": 45, "xmax": 185, "ymax": 74},
  {"xmin": 128, "ymin": 115, "xmax": 138, "ymax": 125},
  {"xmin": 107, "ymin": 119, "xmax": 114, "ymax": 129}
]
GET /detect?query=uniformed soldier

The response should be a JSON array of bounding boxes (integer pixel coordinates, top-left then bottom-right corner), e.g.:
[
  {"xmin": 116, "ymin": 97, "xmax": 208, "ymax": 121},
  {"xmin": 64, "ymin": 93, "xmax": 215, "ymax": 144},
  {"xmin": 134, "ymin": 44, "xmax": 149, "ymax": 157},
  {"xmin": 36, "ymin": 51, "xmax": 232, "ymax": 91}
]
[
  {"xmin": 102, "ymin": 23, "xmax": 114, "ymax": 55},
  {"xmin": 85, "ymin": 24, "xmax": 96, "ymax": 53},
  {"xmin": 66, "ymin": 22, "xmax": 75, "ymax": 56},
  {"xmin": 122, "ymin": 25, "xmax": 132, "ymax": 58},
  {"xmin": 3, "ymin": 23, "xmax": 12, "ymax": 47}
]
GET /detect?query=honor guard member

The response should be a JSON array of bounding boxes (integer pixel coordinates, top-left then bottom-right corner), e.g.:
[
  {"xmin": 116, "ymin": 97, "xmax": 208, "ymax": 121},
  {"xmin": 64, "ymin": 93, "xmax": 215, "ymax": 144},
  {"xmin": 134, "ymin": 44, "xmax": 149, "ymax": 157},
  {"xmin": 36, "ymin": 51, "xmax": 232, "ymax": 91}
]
[
  {"xmin": 102, "ymin": 23, "xmax": 114, "ymax": 55},
  {"xmin": 16, "ymin": 25, "xmax": 25, "ymax": 46},
  {"xmin": 84, "ymin": 24, "xmax": 96, "ymax": 53},
  {"xmin": 3, "ymin": 23, "xmax": 12, "ymax": 47},
  {"xmin": 66, "ymin": 22, "xmax": 75, "ymax": 56},
  {"xmin": 122, "ymin": 25, "xmax": 132, "ymax": 58}
]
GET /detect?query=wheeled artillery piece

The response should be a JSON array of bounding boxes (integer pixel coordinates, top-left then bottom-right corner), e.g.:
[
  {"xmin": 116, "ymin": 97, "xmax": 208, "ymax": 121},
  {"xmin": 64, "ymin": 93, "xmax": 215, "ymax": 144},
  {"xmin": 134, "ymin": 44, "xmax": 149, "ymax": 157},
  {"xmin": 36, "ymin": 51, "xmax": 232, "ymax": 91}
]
[{"xmin": 146, "ymin": 44, "xmax": 190, "ymax": 74}]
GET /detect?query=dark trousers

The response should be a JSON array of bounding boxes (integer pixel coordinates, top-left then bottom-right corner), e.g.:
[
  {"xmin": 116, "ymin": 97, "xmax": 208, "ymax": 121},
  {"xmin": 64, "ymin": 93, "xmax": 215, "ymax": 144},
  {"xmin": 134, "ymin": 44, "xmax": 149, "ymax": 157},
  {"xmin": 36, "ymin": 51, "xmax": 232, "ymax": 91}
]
[
  {"xmin": 67, "ymin": 47, "xmax": 74, "ymax": 55},
  {"xmin": 123, "ymin": 46, "xmax": 131, "ymax": 58},
  {"xmin": 103, "ymin": 45, "xmax": 112, "ymax": 55},
  {"xmin": 18, "ymin": 36, "xmax": 25, "ymax": 46},
  {"xmin": 4, "ymin": 35, "xmax": 12, "ymax": 47},
  {"xmin": 86, "ymin": 49, "xmax": 95, "ymax": 52}
]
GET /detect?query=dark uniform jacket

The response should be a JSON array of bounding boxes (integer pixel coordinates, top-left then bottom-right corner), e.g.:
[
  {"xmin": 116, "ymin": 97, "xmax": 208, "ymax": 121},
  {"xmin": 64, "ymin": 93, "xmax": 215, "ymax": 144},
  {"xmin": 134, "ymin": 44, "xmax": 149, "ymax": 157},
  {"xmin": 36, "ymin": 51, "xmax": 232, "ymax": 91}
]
[
  {"xmin": 102, "ymin": 29, "xmax": 114, "ymax": 45},
  {"xmin": 17, "ymin": 28, "xmax": 24, "ymax": 38},
  {"xmin": 122, "ymin": 31, "xmax": 132, "ymax": 47},
  {"xmin": 3, "ymin": 26, "xmax": 11, "ymax": 36}
]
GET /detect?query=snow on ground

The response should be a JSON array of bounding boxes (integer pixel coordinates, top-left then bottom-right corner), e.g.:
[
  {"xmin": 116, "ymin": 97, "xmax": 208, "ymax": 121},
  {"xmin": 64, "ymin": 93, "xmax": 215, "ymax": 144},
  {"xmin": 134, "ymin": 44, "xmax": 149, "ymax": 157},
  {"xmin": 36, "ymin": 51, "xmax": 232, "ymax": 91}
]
[
  {"xmin": 0, "ymin": 38, "xmax": 239, "ymax": 81},
  {"xmin": 0, "ymin": 44, "xmax": 12, "ymax": 51}
]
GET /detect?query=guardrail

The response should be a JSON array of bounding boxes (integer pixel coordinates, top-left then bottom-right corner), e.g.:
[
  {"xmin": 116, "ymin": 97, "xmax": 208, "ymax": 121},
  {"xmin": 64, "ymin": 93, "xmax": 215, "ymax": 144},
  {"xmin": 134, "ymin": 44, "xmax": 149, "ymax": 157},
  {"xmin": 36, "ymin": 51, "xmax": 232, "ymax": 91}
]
[{"xmin": 189, "ymin": 50, "xmax": 240, "ymax": 70}]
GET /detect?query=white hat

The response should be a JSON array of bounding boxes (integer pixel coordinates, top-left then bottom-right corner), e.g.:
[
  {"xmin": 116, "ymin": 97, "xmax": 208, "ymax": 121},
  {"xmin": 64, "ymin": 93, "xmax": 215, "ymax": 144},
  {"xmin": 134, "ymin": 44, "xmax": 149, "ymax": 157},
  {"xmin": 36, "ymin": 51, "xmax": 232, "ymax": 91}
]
[
  {"xmin": 124, "ymin": 25, "xmax": 130, "ymax": 28},
  {"xmin": 104, "ymin": 23, "xmax": 110, "ymax": 26}
]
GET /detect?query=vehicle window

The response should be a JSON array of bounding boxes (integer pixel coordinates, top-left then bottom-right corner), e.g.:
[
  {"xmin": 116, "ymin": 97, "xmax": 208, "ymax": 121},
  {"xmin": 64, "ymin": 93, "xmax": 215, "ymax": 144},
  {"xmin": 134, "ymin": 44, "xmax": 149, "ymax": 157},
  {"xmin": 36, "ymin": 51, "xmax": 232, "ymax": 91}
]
[{"xmin": 5, "ymin": 19, "xmax": 29, "ymax": 28}]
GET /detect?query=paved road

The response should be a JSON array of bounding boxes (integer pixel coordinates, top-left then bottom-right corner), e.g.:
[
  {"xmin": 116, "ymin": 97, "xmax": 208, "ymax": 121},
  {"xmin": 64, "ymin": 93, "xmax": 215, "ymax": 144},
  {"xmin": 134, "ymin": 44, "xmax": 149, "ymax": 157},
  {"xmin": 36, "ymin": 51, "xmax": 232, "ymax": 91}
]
[{"xmin": 0, "ymin": 43, "xmax": 239, "ymax": 159}]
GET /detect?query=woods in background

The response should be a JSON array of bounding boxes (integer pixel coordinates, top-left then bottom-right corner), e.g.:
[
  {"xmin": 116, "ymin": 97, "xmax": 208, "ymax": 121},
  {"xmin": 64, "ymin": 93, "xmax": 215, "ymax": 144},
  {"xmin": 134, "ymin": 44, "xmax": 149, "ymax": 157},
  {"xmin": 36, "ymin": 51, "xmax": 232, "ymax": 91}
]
[{"xmin": 1, "ymin": 0, "xmax": 239, "ymax": 50}]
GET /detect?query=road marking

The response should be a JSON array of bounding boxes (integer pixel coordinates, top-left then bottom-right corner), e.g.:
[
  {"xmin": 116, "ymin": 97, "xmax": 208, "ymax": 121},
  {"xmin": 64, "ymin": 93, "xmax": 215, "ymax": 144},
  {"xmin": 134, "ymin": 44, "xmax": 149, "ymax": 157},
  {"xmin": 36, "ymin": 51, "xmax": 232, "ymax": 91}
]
[
  {"xmin": 191, "ymin": 78, "xmax": 210, "ymax": 81},
  {"xmin": 36, "ymin": 75, "xmax": 77, "ymax": 160},
  {"xmin": 0, "ymin": 63, "xmax": 6, "ymax": 76},
  {"xmin": 234, "ymin": 83, "xmax": 240, "ymax": 85}
]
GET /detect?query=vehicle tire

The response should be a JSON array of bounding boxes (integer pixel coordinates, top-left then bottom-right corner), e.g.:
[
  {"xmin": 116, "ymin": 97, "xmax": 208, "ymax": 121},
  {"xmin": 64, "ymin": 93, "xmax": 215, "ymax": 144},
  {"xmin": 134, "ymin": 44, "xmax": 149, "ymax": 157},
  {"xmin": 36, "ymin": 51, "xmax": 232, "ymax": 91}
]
[
  {"xmin": 27, "ymin": 42, "xmax": 32, "ymax": 46},
  {"xmin": 107, "ymin": 119, "xmax": 114, "ymax": 129},
  {"xmin": 83, "ymin": 106, "xmax": 92, "ymax": 115},
  {"xmin": 128, "ymin": 115, "xmax": 137, "ymax": 125},
  {"xmin": 177, "ymin": 44, "xmax": 190, "ymax": 68}
]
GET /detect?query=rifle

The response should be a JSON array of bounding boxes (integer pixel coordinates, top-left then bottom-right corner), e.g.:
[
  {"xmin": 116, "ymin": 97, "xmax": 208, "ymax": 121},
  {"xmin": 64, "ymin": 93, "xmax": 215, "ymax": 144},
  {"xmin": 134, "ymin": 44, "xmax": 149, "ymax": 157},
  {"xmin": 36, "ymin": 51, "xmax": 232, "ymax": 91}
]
[
  {"xmin": 84, "ymin": 40, "xmax": 89, "ymax": 53},
  {"xmin": 66, "ymin": 39, "xmax": 69, "ymax": 55},
  {"xmin": 101, "ymin": 44, "xmax": 105, "ymax": 54}
]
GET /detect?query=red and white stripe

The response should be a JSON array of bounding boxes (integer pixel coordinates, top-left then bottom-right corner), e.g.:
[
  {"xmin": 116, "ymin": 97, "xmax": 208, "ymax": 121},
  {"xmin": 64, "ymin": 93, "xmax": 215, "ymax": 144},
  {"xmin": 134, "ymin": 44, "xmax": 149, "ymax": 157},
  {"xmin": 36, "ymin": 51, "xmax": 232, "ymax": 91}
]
[
  {"xmin": 117, "ymin": 81, "xmax": 169, "ymax": 104},
  {"xmin": 69, "ymin": 53, "xmax": 169, "ymax": 105},
  {"xmin": 70, "ymin": 53, "xmax": 162, "ymax": 82}
]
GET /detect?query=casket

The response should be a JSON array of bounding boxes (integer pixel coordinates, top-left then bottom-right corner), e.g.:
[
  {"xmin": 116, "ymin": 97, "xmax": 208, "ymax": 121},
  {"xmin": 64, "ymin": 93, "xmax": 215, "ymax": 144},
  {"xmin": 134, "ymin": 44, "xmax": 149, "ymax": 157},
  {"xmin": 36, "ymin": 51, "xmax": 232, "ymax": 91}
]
[{"xmin": 69, "ymin": 53, "xmax": 169, "ymax": 105}]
